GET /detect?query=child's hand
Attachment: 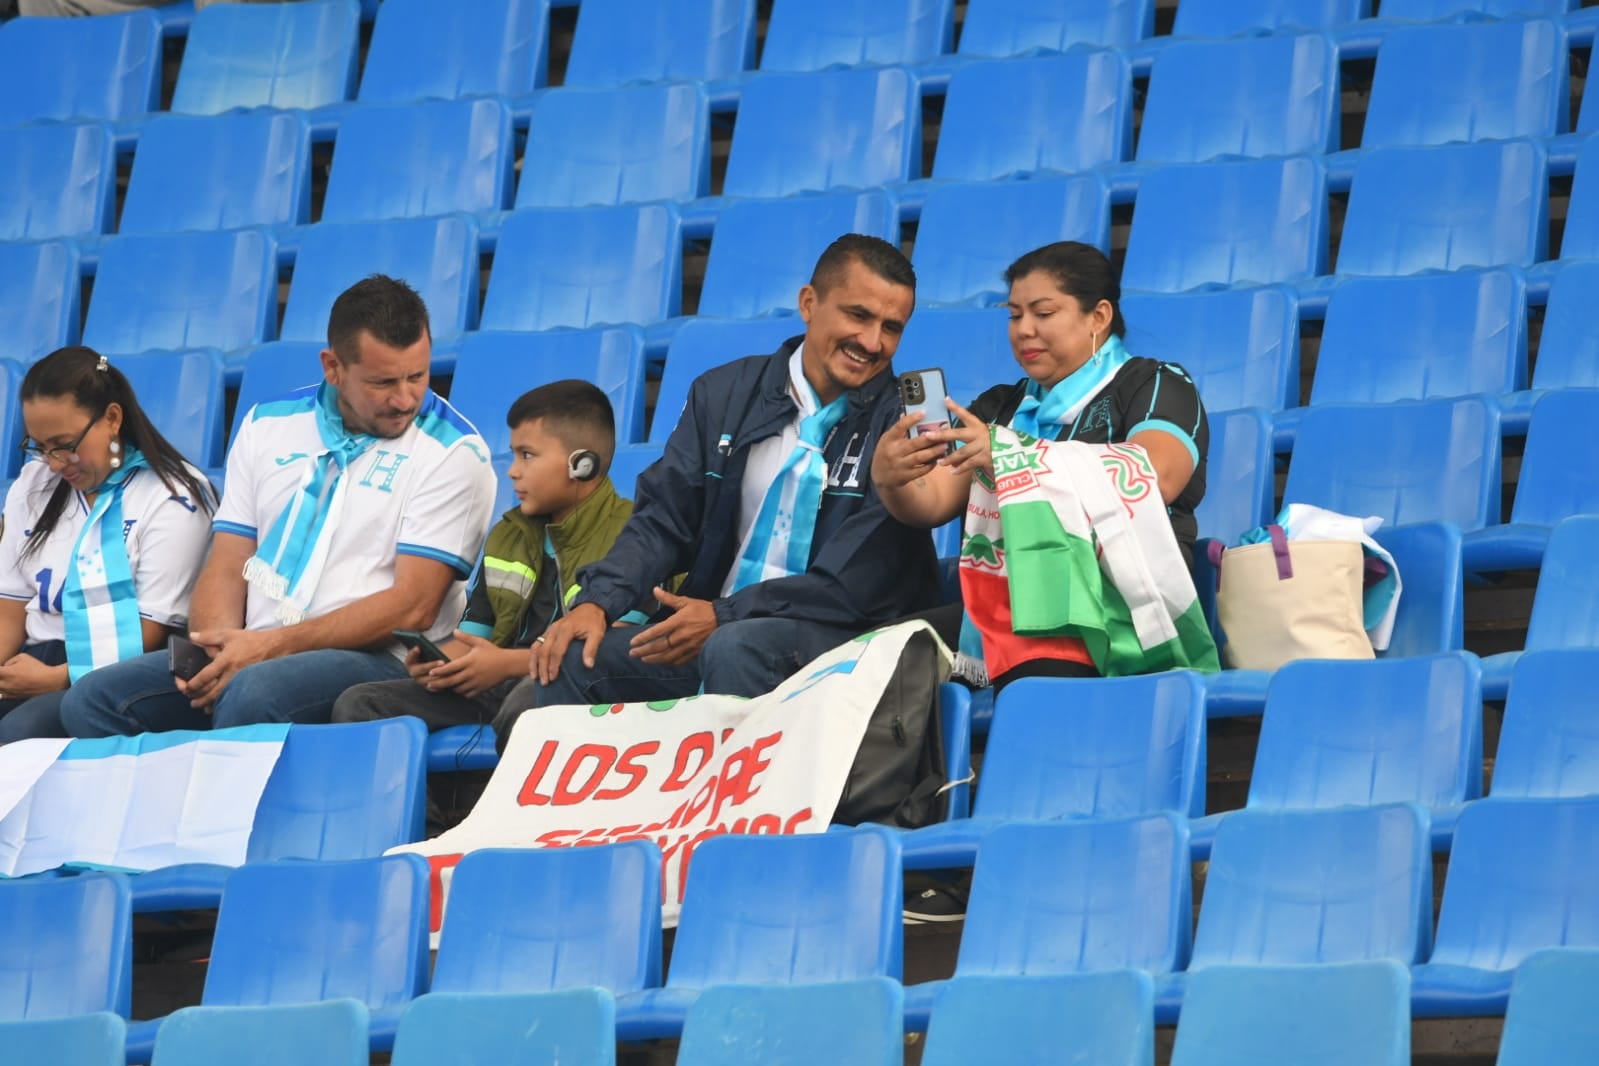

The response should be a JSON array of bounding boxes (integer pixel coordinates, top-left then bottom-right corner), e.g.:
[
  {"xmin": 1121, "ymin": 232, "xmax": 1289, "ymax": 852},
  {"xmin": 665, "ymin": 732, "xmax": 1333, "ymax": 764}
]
[{"xmin": 423, "ymin": 631, "xmax": 519, "ymax": 698}]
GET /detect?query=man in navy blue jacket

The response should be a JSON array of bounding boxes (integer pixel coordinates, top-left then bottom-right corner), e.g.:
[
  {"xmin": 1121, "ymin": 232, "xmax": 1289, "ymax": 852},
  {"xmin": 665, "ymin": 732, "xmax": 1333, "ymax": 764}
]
[{"xmin": 519, "ymin": 234, "xmax": 941, "ymax": 714}]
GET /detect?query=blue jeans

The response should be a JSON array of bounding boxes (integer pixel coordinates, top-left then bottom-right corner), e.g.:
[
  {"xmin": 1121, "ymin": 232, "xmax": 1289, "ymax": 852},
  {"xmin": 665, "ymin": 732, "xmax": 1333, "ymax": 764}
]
[
  {"xmin": 59, "ymin": 648, "xmax": 410, "ymax": 738},
  {"xmin": 0, "ymin": 641, "xmax": 69, "ymax": 744}
]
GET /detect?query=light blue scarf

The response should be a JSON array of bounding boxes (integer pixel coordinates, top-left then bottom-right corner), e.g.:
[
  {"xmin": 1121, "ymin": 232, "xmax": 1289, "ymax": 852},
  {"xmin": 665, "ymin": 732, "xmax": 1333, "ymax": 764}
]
[
  {"xmin": 62, "ymin": 448, "xmax": 151, "ymax": 683},
  {"xmin": 243, "ymin": 384, "xmax": 378, "ymax": 624},
  {"xmin": 1010, "ymin": 334, "xmax": 1132, "ymax": 439}
]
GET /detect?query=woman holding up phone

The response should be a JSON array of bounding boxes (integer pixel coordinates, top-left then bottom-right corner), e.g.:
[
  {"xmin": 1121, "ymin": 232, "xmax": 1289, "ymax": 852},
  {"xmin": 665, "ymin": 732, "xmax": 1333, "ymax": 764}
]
[{"xmin": 0, "ymin": 347, "xmax": 215, "ymax": 742}]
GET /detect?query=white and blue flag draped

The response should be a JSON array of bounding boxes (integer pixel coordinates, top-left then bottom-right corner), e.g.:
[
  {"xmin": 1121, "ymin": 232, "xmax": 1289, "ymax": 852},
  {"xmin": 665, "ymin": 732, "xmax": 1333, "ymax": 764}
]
[
  {"xmin": 0, "ymin": 725, "xmax": 288, "ymax": 877},
  {"xmin": 62, "ymin": 447, "xmax": 151, "ymax": 682}
]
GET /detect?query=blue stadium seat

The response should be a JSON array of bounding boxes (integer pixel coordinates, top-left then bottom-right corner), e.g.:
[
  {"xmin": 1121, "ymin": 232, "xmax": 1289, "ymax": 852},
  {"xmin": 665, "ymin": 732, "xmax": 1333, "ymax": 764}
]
[
  {"xmin": 722, "ymin": 68, "xmax": 919, "ymax": 198},
  {"xmin": 933, "ymin": 52, "xmax": 1131, "ymax": 180},
  {"xmin": 1556, "ymin": 136, "xmax": 1599, "ymax": 259},
  {"xmin": 119, "ymin": 111, "xmax": 312, "ymax": 236},
  {"xmin": 392, "ymin": 990, "xmax": 615, "ymax": 1066},
  {"xmin": 652, "ymin": 319, "xmax": 803, "ymax": 443},
  {"xmin": 679, "ymin": 980, "xmax": 902, "ymax": 1066},
  {"xmin": 0, "ymin": 1014, "xmax": 124, "ymax": 1066},
  {"xmin": 912, "ymin": 177, "xmax": 1110, "ymax": 306},
  {"xmin": 698, "ymin": 190, "xmax": 898, "ymax": 319},
  {"xmin": 432, "ymin": 845, "xmax": 661, "ymax": 997},
  {"xmin": 759, "ymin": 0, "xmax": 953, "ymax": 72},
  {"xmin": 565, "ymin": 0, "xmax": 756, "ymax": 88},
  {"xmin": 0, "ymin": 242, "xmax": 80, "ymax": 366},
  {"xmin": 322, "ymin": 98, "xmax": 513, "ymax": 223},
  {"xmin": 1363, "ymin": 20, "xmax": 1567, "ymax": 149},
  {"xmin": 894, "ymin": 307, "xmax": 1014, "ymax": 409},
  {"xmin": 0, "ymin": 123, "xmax": 115, "ymax": 241},
  {"xmin": 1338, "ymin": 141, "xmax": 1548, "ymax": 276},
  {"xmin": 1379, "ymin": 0, "xmax": 1574, "ymax": 18},
  {"xmin": 1171, "ymin": 962, "xmax": 1409, "ymax": 1066},
  {"xmin": 1496, "ymin": 948, "xmax": 1599, "ymax": 1065},
  {"xmin": 280, "ymin": 216, "xmax": 480, "ymax": 346},
  {"xmin": 1491, "ymin": 650, "xmax": 1599, "ymax": 802},
  {"xmin": 1137, "ymin": 34, "xmax": 1339, "ymax": 164},
  {"xmin": 1412, "ymin": 797, "xmax": 1599, "ymax": 1017},
  {"xmin": 957, "ymin": 0, "xmax": 1153, "ymax": 58},
  {"xmin": 518, "ymin": 83, "xmax": 708, "ymax": 208},
  {"xmin": 1501, "ymin": 263, "xmax": 1599, "ymax": 425},
  {"xmin": 170, "ymin": 0, "xmax": 361, "ymax": 115},
  {"xmin": 0, "ymin": 361, "xmax": 23, "ymax": 479},
  {"xmin": 1122, "ymin": 157, "xmax": 1328, "ymax": 293},
  {"xmin": 1481, "ymin": 516, "xmax": 1599, "ymax": 698},
  {"xmin": 0, "ymin": 10, "xmax": 161, "ymax": 126},
  {"xmin": 83, "ymin": 229, "xmax": 278, "ymax": 357},
  {"xmin": 902, "ymin": 815, "xmax": 1191, "ymax": 1030},
  {"xmin": 0, "ymin": 873, "xmax": 131, "ymax": 1021},
  {"xmin": 1121, "ymin": 286, "xmax": 1299, "ymax": 414},
  {"xmin": 899, "ymin": 672, "xmax": 1206, "ymax": 870},
  {"xmin": 615, "ymin": 827, "xmax": 902, "ymax": 1040},
  {"xmin": 151, "ymin": 1001, "xmax": 368, "ymax": 1066},
  {"xmin": 608, "ymin": 443, "xmax": 664, "ymax": 500},
  {"xmin": 1172, "ymin": 0, "xmax": 1369, "ymax": 36},
  {"xmin": 449, "ymin": 327, "xmax": 649, "ymax": 451},
  {"xmin": 358, "ymin": 0, "xmax": 549, "ymax": 103},
  {"xmin": 481, "ymin": 205, "xmax": 682, "ymax": 332},
  {"xmin": 922, "ymin": 972, "xmax": 1153, "ymax": 1065},
  {"xmin": 112, "ymin": 349, "xmax": 228, "ymax": 468},
  {"xmin": 1193, "ymin": 408, "xmax": 1275, "ymax": 546},
  {"xmin": 230, "ymin": 342, "xmax": 327, "ymax": 442}
]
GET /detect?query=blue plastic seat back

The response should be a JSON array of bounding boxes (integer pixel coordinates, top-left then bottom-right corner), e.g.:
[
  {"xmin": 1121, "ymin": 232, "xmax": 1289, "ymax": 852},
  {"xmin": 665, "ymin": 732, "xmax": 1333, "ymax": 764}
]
[
  {"xmin": 722, "ymin": 68, "xmax": 919, "ymax": 198},
  {"xmin": 565, "ymin": 0, "xmax": 755, "ymax": 88},
  {"xmin": 1524, "ymin": 516, "xmax": 1599, "ymax": 653},
  {"xmin": 0, "ymin": 1013, "xmax": 124, "ymax": 1066},
  {"xmin": 1380, "ymin": 0, "xmax": 1573, "ymax": 18},
  {"xmin": 152, "ymin": 1001, "xmax": 368, "ymax": 1066},
  {"xmin": 652, "ymin": 318, "xmax": 804, "ymax": 443},
  {"xmin": 323, "ymin": 98, "xmax": 513, "ymax": 223},
  {"xmin": 1339, "ymin": 141, "xmax": 1548, "ymax": 275},
  {"xmin": 982, "ymin": 673, "xmax": 1208, "ymax": 821},
  {"xmin": 667, "ymin": 826, "xmax": 903, "ymax": 989},
  {"xmin": 392, "ymin": 990, "xmax": 615, "ymax": 1066},
  {"xmin": 1172, "ymin": 0, "xmax": 1368, "ymax": 35},
  {"xmin": 1284, "ymin": 397, "xmax": 1501, "ymax": 531},
  {"xmin": 0, "ymin": 11, "xmax": 160, "ymax": 126},
  {"xmin": 281, "ymin": 216, "xmax": 480, "ymax": 344},
  {"xmin": 244, "ymin": 718, "xmax": 427, "ymax": 863},
  {"xmin": 0, "ymin": 872, "xmax": 131, "ymax": 1021},
  {"xmin": 207, "ymin": 855, "xmax": 430, "ymax": 1010},
  {"xmin": 1430, "ymin": 797, "xmax": 1599, "ymax": 970},
  {"xmin": 1171, "ymin": 961, "xmax": 1409, "ymax": 1066},
  {"xmin": 958, "ymin": 815, "xmax": 1192, "ymax": 977},
  {"xmin": 759, "ymin": 0, "xmax": 953, "ymax": 72},
  {"xmin": 958, "ymin": 0, "xmax": 1152, "ymax": 57},
  {"xmin": 450, "ymin": 327, "xmax": 649, "ymax": 453},
  {"xmin": 698, "ymin": 190, "xmax": 898, "ymax": 319},
  {"xmin": 482, "ymin": 205, "xmax": 682, "ymax": 332},
  {"xmin": 1138, "ymin": 34, "xmax": 1339, "ymax": 164},
  {"xmin": 0, "ymin": 362, "xmax": 22, "ymax": 479},
  {"xmin": 934, "ymin": 52, "xmax": 1130, "ymax": 180},
  {"xmin": 609, "ymin": 443, "xmax": 665, "ymax": 500},
  {"xmin": 112, "ymin": 349, "xmax": 229, "ymax": 469},
  {"xmin": 230, "ymin": 342, "xmax": 327, "ymax": 443},
  {"xmin": 0, "ymin": 123, "xmax": 115, "ymax": 241},
  {"xmin": 1195, "ymin": 805, "xmax": 1433, "ymax": 968},
  {"xmin": 895, "ymin": 306, "xmax": 1016, "ymax": 410},
  {"xmin": 1511, "ymin": 389, "xmax": 1599, "ymax": 525},
  {"xmin": 171, "ymin": 0, "xmax": 361, "ymax": 114},
  {"xmin": 1193, "ymin": 408, "xmax": 1274, "ymax": 546},
  {"xmin": 1561, "ymin": 137, "xmax": 1599, "ymax": 258},
  {"xmin": 1373, "ymin": 521, "xmax": 1465, "ymax": 656},
  {"xmin": 1122, "ymin": 157, "xmax": 1327, "ymax": 293},
  {"xmin": 914, "ymin": 177, "xmax": 1110, "ymax": 306},
  {"xmin": 678, "ymin": 979, "xmax": 902, "ymax": 1066},
  {"xmin": 432, "ymin": 844, "xmax": 662, "ymax": 995},
  {"xmin": 0, "ymin": 242, "xmax": 80, "ymax": 366},
  {"xmin": 84, "ymin": 229, "xmax": 278, "ymax": 356},
  {"xmin": 1494, "ymin": 650, "xmax": 1599, "ymax": 799},
  {"xmin": 1531, "ymin": 262, "xmax": 1599, "ymax": 388},
  {"xmin": 121, "ymin": 111, "xmax": 312, "ymax": 236},
  {"xmin": 1313, "ymin": 270, "xmax": 1526, "ymax": 405},
  {"xmin": 358, "ymin": 0, "xmax": 549, "ymax": 103},
  {"xmin": 1497, "ymin": 948, "xmax": 1599, "ymax": 1065},
  {"xmin": 1121, "ymin": 286, "xmax": 1299, "ymax": 414},
  {"xmin": 1363, "ymin": 20, "xmax": 1567, "ymax": 150},
  {"xmin": 922, "ymin": 972, "xmax": 1153, "ymax": 1066}
]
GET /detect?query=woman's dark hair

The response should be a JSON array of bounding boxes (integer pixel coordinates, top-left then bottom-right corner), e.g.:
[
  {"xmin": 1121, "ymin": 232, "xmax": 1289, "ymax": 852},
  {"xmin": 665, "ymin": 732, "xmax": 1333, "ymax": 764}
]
[
  {"xmin": 1004, "ymin": 241, "xmax": 1127, "ymax": 338},
  {"xmin": 18, "ymin": 346, "xmax": 216, "ymax": 559}
]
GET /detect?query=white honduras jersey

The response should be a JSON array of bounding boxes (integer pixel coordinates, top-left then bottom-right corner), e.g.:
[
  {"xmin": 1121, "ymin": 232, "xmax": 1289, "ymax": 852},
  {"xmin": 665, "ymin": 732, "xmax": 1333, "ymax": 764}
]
[
  {"xmin": 0, "ymin": 459, "xmax": 214, "ymax": 644},
  {"xmin": 213, "ymin": 387, "xmax": 497, "ymax": 649}
]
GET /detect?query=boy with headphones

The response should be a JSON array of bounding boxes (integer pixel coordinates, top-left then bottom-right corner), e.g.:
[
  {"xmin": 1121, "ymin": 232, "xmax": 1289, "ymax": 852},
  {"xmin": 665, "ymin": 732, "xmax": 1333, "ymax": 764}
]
[{"xmin": 331, "ymin": 379, "xmax": 637, "ymax": 735}]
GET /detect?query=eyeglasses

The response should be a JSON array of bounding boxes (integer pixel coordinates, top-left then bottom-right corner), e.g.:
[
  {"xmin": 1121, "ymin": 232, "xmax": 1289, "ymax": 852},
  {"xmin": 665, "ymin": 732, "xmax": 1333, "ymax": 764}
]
[{"xmin": 21, "ymin": 410, "xmax": 102, "ymax": 464}]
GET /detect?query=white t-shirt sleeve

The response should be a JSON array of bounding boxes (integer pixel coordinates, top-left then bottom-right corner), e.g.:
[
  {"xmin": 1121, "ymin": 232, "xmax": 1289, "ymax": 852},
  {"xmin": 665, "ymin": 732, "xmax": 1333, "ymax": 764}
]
[
  {"xmin": 212, "ymin": 413, "xmax": 261, "ymax": 541},
  {"xmin": 130, "ymin": 473, "xmax": 216, "ymax": 629},
  {"xmin": 0, "ymin": 473, "xmax": 38, "ymax": 603},
  {"xmin": 395, "ymin": 440, "xmax": 497, "ymax": 578}
]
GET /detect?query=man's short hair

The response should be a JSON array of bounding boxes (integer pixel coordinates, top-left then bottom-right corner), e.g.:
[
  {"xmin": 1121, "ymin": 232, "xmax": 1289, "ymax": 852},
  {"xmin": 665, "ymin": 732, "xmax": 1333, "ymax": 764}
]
[
  {"xmin": 809, "ymin": 233, "xmax": 916, "ymax": 297},
  {"xmin": 506, "ymin": 379, "xmax": 618, "ymax": 462},
  {"xmin": 327, "ymin": 274, "xmax": 431, "ymax": 365}
]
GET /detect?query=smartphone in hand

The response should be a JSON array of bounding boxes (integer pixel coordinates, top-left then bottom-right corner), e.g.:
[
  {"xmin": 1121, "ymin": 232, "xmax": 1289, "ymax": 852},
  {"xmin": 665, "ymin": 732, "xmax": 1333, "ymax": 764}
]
[
  {"xmin": 168, "ymin": 635, "xmax": 214, "ymax": 682},
  {"xmin": 899, "ymin": 368, "xmax": 953, "ymax": 453},
  {"xmin": 393, "ymin": 629, "xmax": 451, "ymax": 663}
]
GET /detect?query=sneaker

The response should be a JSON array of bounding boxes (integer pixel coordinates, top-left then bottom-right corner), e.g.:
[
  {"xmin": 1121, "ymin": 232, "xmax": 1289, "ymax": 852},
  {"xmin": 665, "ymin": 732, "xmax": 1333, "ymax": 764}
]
[{"xmin": 903, "ymin": 880, "xmax": 968, "ymax": 925}]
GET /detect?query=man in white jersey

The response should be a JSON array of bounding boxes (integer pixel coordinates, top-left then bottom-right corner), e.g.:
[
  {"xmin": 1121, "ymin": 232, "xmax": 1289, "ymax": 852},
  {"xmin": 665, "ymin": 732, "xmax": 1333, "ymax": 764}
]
[{"xmin": 59, "ymin": 275, "xmax": 497, "ymax": 735}]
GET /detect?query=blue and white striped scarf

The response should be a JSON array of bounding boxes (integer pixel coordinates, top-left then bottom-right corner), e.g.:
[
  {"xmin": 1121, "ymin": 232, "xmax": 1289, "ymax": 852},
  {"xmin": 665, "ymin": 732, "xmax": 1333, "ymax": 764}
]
[
  {"xmin": 1010, "ymin": 334, "xmax": 1131, "ymax": 438},
  {"xmin": 62, "ymin": 448, "xmax": 151, "ymax": 682}
]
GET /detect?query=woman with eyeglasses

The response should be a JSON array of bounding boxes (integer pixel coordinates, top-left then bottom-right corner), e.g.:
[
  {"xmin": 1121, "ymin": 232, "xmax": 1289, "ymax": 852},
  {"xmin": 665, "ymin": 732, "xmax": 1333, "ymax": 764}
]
[{"xmin": 0, "ymin": 346, "xmax": 215, "ymax": 742}]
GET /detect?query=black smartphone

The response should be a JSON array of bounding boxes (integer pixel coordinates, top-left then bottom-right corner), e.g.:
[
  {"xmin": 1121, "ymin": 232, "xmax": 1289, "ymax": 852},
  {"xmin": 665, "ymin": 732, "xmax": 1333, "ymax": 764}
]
[
  {"xmin": 393, "ymin": 629, "xmax": 451, "ymax": 663},
  {"xmin": 168, "ymin": 635, "xmax": 213, "ymax": 682},
  {"xmin": 899, "ymin": 368, "xmax": 953, "ymax": 450}
]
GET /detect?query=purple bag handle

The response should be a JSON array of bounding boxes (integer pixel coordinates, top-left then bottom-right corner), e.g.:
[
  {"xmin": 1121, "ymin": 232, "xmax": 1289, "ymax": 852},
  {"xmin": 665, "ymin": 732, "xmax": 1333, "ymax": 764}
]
[{"xmin": 1211, "ymin": 524, "xmax": 1294, "ymax": 587}]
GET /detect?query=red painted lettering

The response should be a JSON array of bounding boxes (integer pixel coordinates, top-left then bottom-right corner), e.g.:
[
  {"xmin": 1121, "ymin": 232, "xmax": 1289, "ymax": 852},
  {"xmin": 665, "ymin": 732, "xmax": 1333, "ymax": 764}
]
[
  {"xmin": 552, "ymin": 744, "xmax": 619, "ymax": 805},
  {"xmin": 595, "ymin": 740, "xmax": 659, "ymax": 801},
  {"xmin": 515, "ymin": 740, "xmax": 561, "ymax": 806},
  {"xmin": 661, "ymin": 732, "xmax": 714, "ymax": 791}
]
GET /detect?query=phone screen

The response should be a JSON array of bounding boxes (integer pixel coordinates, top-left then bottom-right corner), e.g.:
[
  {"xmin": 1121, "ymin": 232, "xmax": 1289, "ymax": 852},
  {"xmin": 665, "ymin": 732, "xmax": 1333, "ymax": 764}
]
[{"xmin": 393, "ymin": 629, "xmax": 450, "ymax": 663}]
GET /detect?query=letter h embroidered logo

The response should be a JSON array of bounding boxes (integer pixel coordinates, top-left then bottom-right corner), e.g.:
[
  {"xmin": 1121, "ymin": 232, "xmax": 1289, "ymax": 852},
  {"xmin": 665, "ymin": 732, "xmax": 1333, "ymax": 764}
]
[{"xmin": 359, "ymin": 450, "xmax": 410, "ymax": 493}]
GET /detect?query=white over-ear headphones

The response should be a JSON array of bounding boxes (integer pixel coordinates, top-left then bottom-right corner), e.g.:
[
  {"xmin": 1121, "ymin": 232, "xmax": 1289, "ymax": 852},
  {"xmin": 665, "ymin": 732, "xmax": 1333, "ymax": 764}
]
[{"xmin": 568, "ymin": 449, "xmax": 600, "ymax": 482}]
